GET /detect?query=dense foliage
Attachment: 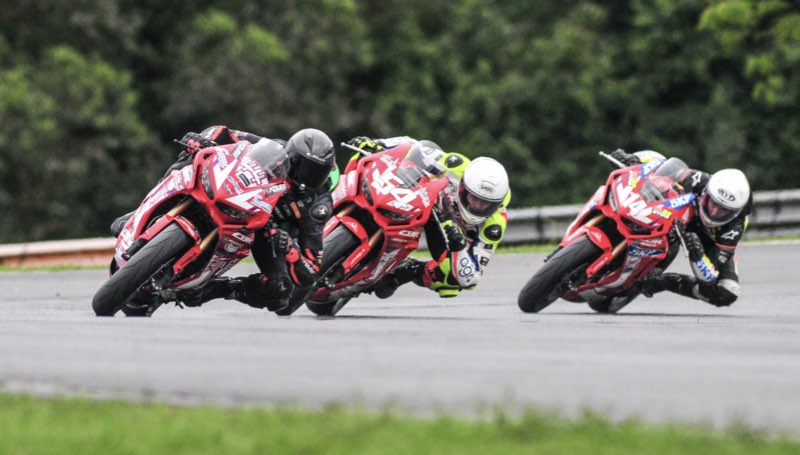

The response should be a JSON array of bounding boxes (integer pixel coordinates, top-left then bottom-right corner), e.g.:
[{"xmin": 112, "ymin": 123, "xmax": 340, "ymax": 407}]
[{"xmin": 0, "ymin": 0, "xmax": 798, "ymax": 241}]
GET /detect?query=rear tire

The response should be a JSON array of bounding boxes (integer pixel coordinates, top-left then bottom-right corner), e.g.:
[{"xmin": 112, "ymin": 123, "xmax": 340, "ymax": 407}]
[
  {"xmin": 517, "ymin": 235, "xmax": 601, "ymax": 313},
  {"xmin": 92, "ymin": 224, "xmax": 193, "ymax": 316},
  {"xmin": 305, "ymin": 225, "xmax": 360, "ymax": 316}
]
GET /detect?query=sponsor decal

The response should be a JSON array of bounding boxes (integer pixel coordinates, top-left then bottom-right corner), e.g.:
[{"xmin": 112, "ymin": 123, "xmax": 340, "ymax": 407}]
[
  {"xmin": 691, "ymin": 171, "xmax": 702, "ymax": 187},
  {"xmin": 371, "ymin": 163, "xmax": 418, "ymax": 211},
  {"xmin": 480, "ymin": 256, "xmax": 490, "ymax": 266},
  {"xmin": 641, "ymin": 160, "xmax": 661, "ymax": 176},
  {"xmin": 226, "ymin": 188, "xmax": 263, "ymax": 210},
  {"xmin": 456, "ymin": 255, "xmax": 475, "ymax": 280},
  {"xmin": 615, "ymin": 181, "xmax": 655, "ymax": 224},
  {"xmin": 232, "ymin": 142, "xmax": 248, "ymax": 159},
  {"xmin": 232, "ymin": 231, "xmax": 253, "ymax": 245},
  {"xmin": 637, "ymin": 237, "xmax": 665, "ymax": 248},
  {"xmin": 216, "ymin": 150, "xmax": 229, "ymax": 168},
  {"xmin": 248, "ymin": 194, "xmax": 273, "ymax": 213},
  {"xmin": 664, "ymin": 193, "xmax": 695, "ymax": 209},
  {"xmin": 717, "ymin": 188, "xmax": 735, "ymax": 202},
  {"xmin": 627, "ymin": 244, "xmax": 661, "ymax": 257},
  {"xmin": 720, "ymin": 229, "xmax": 740, "ymax": 241},
  {"xmin": 398, "ymin": 229, "xmax": 421, "ymax": 239},
  {"xmin": 223, "ymin": 238, "xmax": 242, "ymax": 253},
  {"xmin": 479, "ymin": 182, "xmax": 495, "ymax": 194},
  {"xmin": 418, "ymin": 189, "xmax": 431, "ymax": 208},
  {"xmin": 693, "ymin": 256, "xmax": 718, "ymax": 282},
  {"xmin": 268, "ymin": 182, "xmax": 288, "ymax": 194}
]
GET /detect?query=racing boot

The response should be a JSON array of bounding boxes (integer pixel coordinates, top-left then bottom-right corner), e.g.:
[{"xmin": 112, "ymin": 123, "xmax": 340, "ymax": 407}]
[
  {"xmin": 640, "ymin": 272, "xmax": 696, "ymax": 298},
  {"xmin": 110, "ymin": 211, "xmax": 135, "ymax": 237},
  {"xmin": 373, "ymin": 259, "xmax": 425, "ymax": 299},
  {"xmin": 179, "ymin": 277, "xmax": 243, "ymax": 307}
]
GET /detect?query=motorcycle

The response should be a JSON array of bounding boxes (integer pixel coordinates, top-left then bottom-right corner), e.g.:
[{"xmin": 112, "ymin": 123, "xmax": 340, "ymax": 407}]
[
  {"xmin": 517, "ymin": 153, "xmax": 697, "ymax": 314},
  {"xmin": 92, "ymin": 139, "xmax": 291, "ymax": 317},
  {"xmin": 296, "ymin": 142, "xmax": 448, "ymax": 316}
]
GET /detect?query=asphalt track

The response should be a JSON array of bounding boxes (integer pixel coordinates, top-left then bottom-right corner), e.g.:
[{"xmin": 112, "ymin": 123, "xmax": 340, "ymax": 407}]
[{"xmin": 1, "ymin": 242, "xmax": 799, "ymax": 433}]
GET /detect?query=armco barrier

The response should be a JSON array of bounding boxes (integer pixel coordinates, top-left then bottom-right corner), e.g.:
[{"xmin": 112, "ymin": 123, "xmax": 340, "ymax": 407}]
[{"xmin": 1, "ymin": 189, "xmax": 798, "ymax": 267}]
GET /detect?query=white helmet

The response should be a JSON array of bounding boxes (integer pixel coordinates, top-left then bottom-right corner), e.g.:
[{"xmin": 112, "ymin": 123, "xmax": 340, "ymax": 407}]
[
  {"xmin": 456, "ymin": 157, "xmax": 509, "ymax": 225},
  {"xmin": 633, "ymin": 150, "xmax": 666, "ymax": 163},
  {"xmin": 699, "ymin": 168, "xmax": 750, "ymax": 228}
]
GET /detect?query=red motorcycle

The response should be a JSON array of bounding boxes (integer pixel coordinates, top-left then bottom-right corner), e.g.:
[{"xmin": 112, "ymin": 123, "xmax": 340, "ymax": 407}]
[
  {"xmin": 518, "ymin": 154, "xmax": 696, "ymax": 314},
  {"xmin": 300, "ymin": 142, "xmax": 448, "ymax": 316},
  {"xmin": 92, "ymin": 139, "xmax": 290, "ymax": 316}
]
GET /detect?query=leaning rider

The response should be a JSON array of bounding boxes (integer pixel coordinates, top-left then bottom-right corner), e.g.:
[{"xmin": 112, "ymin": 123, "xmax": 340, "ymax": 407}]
[
  {"xmin": 345, "ymin": 136, "xmax": 511, "ymax": 299},
  {"xmin": 113, "ymin": 125, "xmax": 336, "ymax": 313},
  {"xmin": 610, "ymin": 149, "xmax": 752, "ymax": 308}
]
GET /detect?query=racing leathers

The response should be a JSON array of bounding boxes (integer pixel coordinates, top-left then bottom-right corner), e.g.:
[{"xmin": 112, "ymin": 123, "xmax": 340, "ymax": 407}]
[
  {"xmin": 121, "ymin": 125, "xmax": 333, "ymax": 312},
  {"xmin": 347, "ymin": 136, "xmax": 511, "ymax": 298},
  {"xmin": 612, "ymin": 149, "xmax": 751, "ymax": 307}
]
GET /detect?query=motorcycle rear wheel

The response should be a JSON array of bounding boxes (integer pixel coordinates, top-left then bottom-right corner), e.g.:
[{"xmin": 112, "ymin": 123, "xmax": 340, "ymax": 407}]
[
  {"xmin": 305, "ymin": 225, "xmax": 359, "ymax": 316},
  {"xmin": 92, "ymin": 223, "xmax": 192, "ymax": 316},
  {"xmin": 517, "ymin": 235, "xmax": 600, "ymax": 313}
]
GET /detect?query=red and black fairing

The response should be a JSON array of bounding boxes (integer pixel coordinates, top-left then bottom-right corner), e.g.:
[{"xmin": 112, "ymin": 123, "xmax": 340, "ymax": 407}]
[
  {"xmin": 312, "ymin": 143, "xmax": 448, "ymax": 302},
  {"xmin": 113, "ymin": 140, "xmax": 289, "ymax": 290},
  {"xmin": 559, "ymin": 158, "xmax": 696, "ymax": 302}
]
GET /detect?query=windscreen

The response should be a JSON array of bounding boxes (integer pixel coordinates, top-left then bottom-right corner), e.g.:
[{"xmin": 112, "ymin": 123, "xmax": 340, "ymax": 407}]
[
  {"xmin": 638, "ymin": 158, "xmax": 689, "ymax": 203},
  {"xmin": 246, "ymin": 139, "xmax": 289, "ymax": 180}
]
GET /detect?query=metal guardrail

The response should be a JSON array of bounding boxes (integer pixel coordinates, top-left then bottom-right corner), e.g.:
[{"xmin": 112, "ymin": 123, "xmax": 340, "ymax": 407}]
[
  {"xmin": 504, "ymin": 188, "xmax": 800, "ymax": 245},
  {"xmin": 1, "ymin": 189, "xmax": 798, "ymax": 267}
]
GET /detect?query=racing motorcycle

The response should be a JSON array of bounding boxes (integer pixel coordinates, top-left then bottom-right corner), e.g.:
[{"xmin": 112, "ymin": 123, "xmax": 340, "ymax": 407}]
[
  {"xmin": 92, "ymin": 139, "xmax": 290, "ymax": 317},
  {"xmin": 296, "ymin": 142, "xmax": 448, "ymax": 316},
  {"xmin": 517, "ymin": 153, "xmax": 697, "ymax": 314}
]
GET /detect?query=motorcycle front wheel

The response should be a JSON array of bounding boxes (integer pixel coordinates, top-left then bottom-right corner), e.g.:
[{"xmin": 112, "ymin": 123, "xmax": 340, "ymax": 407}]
[
  {"xmin": 305, "ymin": 224, "xmax": 360, "ymax": 316},
  {"xmin": 517, "ymin": 235, "xmax": 600, "ymax": 313},
  {"xmin": 92, "ymin": 223, "xmax": 192, "ymax": 316}
]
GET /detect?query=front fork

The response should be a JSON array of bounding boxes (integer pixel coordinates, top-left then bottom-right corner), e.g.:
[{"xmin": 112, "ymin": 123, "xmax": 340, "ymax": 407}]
[{"xmin": 568, "ymin": 214, "xmax": 627, "ymax": 279}]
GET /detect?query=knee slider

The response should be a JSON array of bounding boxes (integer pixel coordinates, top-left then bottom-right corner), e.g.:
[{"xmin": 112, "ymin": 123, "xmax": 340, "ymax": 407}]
[{"xmin": 707, "ymin": 279, "xmax": 739, "ymax": 307}]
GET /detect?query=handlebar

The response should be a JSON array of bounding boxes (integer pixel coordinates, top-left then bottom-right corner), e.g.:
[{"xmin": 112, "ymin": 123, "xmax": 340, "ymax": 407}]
[
  {"xmin": 598, "ymin": 151, "xmax": 626, "ymax": 169},
  {"xmin": 340, "ymin": 142, "xmax": 374, "ymax": 156}
]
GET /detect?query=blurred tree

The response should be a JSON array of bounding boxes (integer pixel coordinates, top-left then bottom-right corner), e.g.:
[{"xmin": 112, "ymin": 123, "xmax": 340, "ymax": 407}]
[{"xmin": 0, "ymin": 46, "xmax": 162, "ymax": 241}]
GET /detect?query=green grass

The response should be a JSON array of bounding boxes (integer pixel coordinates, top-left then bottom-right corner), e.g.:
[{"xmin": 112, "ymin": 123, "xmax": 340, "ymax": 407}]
[{"xmin": 0, "ymin": 394, "xmax": 797, "ymax": 455}]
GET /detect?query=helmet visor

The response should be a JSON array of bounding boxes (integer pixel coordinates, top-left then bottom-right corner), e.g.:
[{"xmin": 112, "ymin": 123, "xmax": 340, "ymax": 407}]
[
  {"xmin": 701, "ymin": 193, "xmax": 737, "ymax": 226},
  {"xmin": 458, "ymin": 183, "xmax": 502, "ymax": 219},
  {"xmin": 290, "ymin": 156, "xmax": 332, "ymax": 190}
]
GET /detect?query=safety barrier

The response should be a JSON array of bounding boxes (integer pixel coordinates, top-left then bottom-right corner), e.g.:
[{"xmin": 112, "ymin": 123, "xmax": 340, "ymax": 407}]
[{"xmin": 1, "ymin": 189, "xmax": 798, "ymax": 267}]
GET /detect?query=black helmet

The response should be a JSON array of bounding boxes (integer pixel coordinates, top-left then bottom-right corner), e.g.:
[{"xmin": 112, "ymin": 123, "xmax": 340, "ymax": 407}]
[{"xmin": 285, "ymin": 128, "xmax": 335, "ymax": 191}]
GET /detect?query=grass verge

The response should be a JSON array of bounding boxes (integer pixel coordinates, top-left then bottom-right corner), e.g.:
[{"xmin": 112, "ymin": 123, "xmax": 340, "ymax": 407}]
[{"xmin": 0, "ymin": 393, "xmax": 797, "ymax": 454}]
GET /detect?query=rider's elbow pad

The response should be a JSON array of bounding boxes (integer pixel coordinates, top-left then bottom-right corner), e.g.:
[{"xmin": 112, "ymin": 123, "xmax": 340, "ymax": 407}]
[{"xmin": 450, "ymin": 248, "xmax": 480, "ymax": 288}]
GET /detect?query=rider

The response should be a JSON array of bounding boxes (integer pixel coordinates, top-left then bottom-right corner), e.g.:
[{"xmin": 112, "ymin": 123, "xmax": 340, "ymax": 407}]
[
  {"xmin": 116, "ymin": 125, "xmax": 336, "ymax": 313},
  {"xmin": 609, "ymin": 149, "xmax": 752, "ymax": 308},
  {"xmin": 344, "ymin": 136, "xmax": 511, "ymax": 299}
]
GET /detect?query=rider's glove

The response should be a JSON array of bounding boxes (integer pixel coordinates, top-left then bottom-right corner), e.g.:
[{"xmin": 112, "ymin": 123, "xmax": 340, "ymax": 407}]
[
  {"xmin": 270, "ymin": 228, "xmax": 291, "ymax": 255},
  {"xmin": 180, "ymin": 132, "xmax": 217, "ymax": 154},
  {"xmin": 684, "ymin": 231, "xmax": 705, "ymax": 262},
  {"xmin": 610, "ymin": 149, "xmax": 639, "ymax": 167},
  {"xmin": 347, "ymin": 136, "xmax": 384, "ymax": 152},
  {"xmin": 443, "ymin": 220, "xmax": 467, "ymax": 252}
]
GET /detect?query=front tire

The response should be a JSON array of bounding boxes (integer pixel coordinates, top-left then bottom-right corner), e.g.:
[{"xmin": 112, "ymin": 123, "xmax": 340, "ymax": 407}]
[
  {"xmin": 92, "ymin": 223, "xmax": 193, "ymax": 316},
  {"xmin": 305, "ymin": 225, "xmax": 360, "ymax": 316},
  {"xmin": 517, "ymin": 235, "xmax": 601, "ymax": 313}
]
